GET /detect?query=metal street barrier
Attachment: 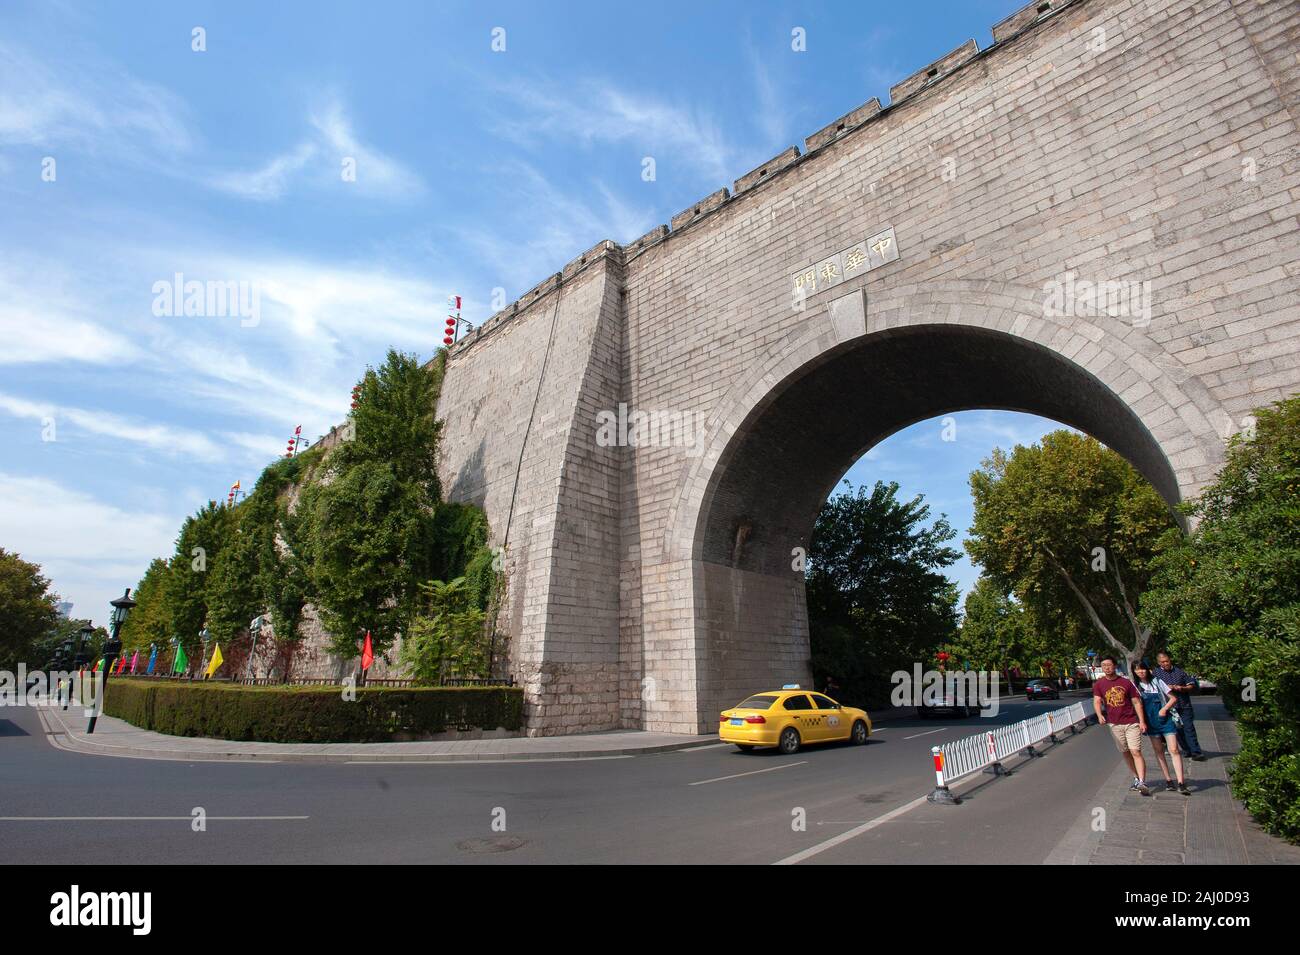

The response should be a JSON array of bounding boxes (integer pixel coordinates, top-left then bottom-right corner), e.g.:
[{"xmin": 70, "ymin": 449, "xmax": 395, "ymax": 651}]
[{"xmin": 928, "ymin": 701, "xmax": 1091, "ymax": 804}]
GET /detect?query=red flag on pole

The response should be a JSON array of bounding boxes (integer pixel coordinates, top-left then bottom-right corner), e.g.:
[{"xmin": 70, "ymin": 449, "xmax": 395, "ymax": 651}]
[{"xmin": 361, "ymin": 631, "xmax": 374, "ymax": 671}]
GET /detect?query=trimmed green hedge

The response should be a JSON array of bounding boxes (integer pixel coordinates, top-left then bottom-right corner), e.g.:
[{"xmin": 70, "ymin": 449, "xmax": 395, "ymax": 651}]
[{"xmin": 103, "ymin": 678, "xmax": 523, "ymax": 743}]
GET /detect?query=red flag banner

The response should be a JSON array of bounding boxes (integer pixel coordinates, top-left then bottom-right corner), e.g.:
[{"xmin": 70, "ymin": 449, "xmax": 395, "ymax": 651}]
[{"xmin": 361, "ymin": 631, "xmax": 374, "ymax": 671}]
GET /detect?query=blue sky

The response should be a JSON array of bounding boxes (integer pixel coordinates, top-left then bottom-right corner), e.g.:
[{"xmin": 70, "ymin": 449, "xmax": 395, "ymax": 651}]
[{"xmin": 0, "ymin": 0, "xmax": 1054, "ymax": 627}]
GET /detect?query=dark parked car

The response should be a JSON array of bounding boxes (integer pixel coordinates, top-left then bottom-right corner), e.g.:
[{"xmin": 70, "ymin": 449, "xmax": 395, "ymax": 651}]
[{"xmin": 1025, "ymin": 679, "xmax": 1060, "ymax": 701}]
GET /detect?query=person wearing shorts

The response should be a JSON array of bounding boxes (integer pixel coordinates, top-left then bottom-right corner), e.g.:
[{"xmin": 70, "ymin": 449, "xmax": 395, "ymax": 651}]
[
  {"xmin": 1133, "ymin": 660, "xmax": 1190, "ymax": 795},
  {"xmin": 1092, "ymin": 655, "xmax": 1151, "ymax": 795}
]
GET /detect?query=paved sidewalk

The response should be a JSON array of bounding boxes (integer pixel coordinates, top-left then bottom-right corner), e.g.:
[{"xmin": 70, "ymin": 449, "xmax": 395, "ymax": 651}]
[
  {"xmin": 34, "ymin": 705, "xmax": 715, "ymax": 763},
  {"xmin": 1047, "ymin": 699, "xmax": 1300, "ymax": 864}
]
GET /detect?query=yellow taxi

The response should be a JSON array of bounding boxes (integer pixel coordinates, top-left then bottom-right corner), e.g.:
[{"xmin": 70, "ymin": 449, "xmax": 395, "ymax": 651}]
[{"xmin": 719, "ymin": 685, "xmax": 872, "ymax": 754}]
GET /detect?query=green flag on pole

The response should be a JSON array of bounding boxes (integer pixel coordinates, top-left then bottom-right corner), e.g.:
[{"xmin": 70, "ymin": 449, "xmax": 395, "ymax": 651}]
[{"xmin": 173, "ymin": 643, "xmax": 189, "ymax": 675}]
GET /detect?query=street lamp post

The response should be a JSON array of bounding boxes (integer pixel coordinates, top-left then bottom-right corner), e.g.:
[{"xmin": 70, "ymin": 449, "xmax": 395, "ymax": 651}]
[
  {"xmin": 244, "ymin": 616, "xmax": 263, "ymax": 684},
  {"xmin": 74, "ymin": 623, "xmax": 94, "ymax": 669},
  {"xmin": 198, "ymin": 627, "xmax": 209, "ymax": 681},
  {"xmin": 86, "ymin": 588, "xmax": 135, "ymax": 734}
]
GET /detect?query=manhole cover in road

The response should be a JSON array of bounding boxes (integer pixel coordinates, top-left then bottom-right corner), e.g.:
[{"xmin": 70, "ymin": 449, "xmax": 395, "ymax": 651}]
[{"xmin": 456, "ymin": 836, "xmax": 526, "ymax": 854}]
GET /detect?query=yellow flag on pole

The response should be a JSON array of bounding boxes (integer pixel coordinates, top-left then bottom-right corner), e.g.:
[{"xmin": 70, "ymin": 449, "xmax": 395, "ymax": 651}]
[{"xmin": 205, "ymin": 643, "xmax": 224, "ymax": 678}]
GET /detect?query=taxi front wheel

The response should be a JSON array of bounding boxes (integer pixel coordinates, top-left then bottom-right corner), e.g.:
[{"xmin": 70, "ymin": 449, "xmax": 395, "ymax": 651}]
[{"xmin": 778, "ymin": 727, "xmax": 801, "ymax": 755}]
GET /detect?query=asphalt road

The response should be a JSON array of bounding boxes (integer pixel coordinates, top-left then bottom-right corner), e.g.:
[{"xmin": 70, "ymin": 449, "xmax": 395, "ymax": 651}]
[{"xmin": 1, "ymin": 696, "xmax": 1118, "ymax": 864}]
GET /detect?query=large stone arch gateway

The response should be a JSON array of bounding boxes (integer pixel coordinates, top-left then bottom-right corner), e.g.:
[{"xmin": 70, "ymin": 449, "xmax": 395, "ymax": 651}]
[{"xmin": 434, "ymin": 0, "xmax": 1300, "ymax": 735}]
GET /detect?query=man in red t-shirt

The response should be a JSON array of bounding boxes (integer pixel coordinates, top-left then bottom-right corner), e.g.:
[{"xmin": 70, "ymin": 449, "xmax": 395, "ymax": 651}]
[{"xmin": 1092, "ymin": 655, "xmax": 1151, "ymax": 795}]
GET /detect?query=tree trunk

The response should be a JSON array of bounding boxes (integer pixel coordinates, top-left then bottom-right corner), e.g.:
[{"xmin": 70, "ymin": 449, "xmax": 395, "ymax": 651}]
[{"xmin": 1042, "ymin": 548, "xmax": 1135, "ymax": 661}]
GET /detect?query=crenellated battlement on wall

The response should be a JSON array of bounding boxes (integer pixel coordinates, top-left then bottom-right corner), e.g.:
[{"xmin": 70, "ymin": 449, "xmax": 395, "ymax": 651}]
[{"xmin": 447, "ymin": 0, "xmax": 1078, "ymax": 359}]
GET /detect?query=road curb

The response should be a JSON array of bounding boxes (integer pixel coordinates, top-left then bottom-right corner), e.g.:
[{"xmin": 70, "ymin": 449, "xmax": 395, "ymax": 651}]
[{"xmin": 36, "ymin": 709, "xmax": 719, "ymax": 763}]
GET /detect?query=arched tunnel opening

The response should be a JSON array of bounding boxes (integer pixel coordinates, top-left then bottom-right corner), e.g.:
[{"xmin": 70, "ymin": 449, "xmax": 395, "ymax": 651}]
[{"xmin": 691, "ymin": 324, "xmax": 1182, "ymax": 720}]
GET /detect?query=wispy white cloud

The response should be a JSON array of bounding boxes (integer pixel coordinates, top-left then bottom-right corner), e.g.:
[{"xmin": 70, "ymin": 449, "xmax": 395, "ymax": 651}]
[
  {"xmin": 222, "ymin": 430, "xmax": 297, "ymax": 461},
  {"xmin": 210, "ymin": 97, "xmax": 424, "ymax": 202},
  {"xmin": 0, "ymin": 305, "xmax": 139, "ymax": 366},
  {"xmin": 0, "ymin": 264, "xmax": 140, "ymax": 365},
  {"xmin": 745, "ymin": 41, "xmax": 789, "ymax": 149},
  {"xmin": 485, "ymin": 77, "xmax": 739, "ymax": 185},
  {"xmin": 309, "ymin": 98, "xmax": 425, "ymax": 198},
  {"xmin": 0, "ymin": 225, "xmax": 458, "ymax": 447},
  {"xmin": 451, "ymin": 159, "xmax": 655, "ymax": 293},
  {"xmin": 0, "ymin": 471, "xmax": 180, "ymax": 628},
  {"xmin": 2, "ymin": 34, "xmax": 420, "ymax": 205},
  {"xmin": 855, "ymin": 26, "xmax": 908, "ymax": 104},
  {"xmin": 0, "ymin": 391, "xmax": 223, "ymax": 461},
  {"xmin": 0, "ymin": 38, "xmax": 193, "ymax": 156},
  {"xmin": 903, "ymin": 410, "xmax": 1075, "ymax": 452},
  {"xmin": 210, "ymin": 142, "xmax": 318, "ymax": 201}
]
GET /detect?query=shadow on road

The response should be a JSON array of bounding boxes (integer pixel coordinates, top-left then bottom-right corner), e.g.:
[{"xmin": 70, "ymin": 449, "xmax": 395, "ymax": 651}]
[{"xmin": 0, "ymin": 719, "xmax": 31, "ymax": 737}]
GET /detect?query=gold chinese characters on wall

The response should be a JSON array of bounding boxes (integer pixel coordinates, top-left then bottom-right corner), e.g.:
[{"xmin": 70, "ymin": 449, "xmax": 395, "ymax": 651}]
[{"xmin": 789, "ymin": 226, "xmax": 900, "ymax": 302}]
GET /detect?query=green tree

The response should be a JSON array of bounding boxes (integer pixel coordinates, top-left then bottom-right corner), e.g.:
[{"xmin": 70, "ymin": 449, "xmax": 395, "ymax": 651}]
[
  {"xmin": 1141, "ymin": 395, "xmax": 1300, "ymax": 841},
  {"xmin": 46, "ymin": 616, "xmax": 108, "ymax": 667},
  {"xmin": 965, "ymin": 431, "xmax": 1174, "ymax": 668},
  {"xmin": 119, "ymin": 558, "xmax": 171, "ymax": 654},
  {"xmin": 296, "ymin": 350, "xmax": 445, "ymax": 658},
  {"xmin": 949, "ymin": 575, "xmax": 1030, "ymax": 673},
  {"xmin": 0, "ymin": 548, "xmax": 61, "ymax": 670},
  {"xmin": 164, "ymin": 501, "xmax": 236, "ymax": 659},
  {"xmin": 807, "ymin": 480, "xmax": 961, "ymax": 708},
  {"xmin": 116, "ymin": 347, "xmax": 493, "ymax": 678},
  {"xmin": 205, "ymin": 454, "xmax": 313, "ymax": 650},
  {"xmin": 399, "ymin": 577, "xmax": 488, "ymax": 683}
]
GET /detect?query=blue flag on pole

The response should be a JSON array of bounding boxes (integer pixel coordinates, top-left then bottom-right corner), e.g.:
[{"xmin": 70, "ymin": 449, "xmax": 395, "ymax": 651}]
[{"xmin": 146, "ymin": 644, "xmax": 158, "ymax": 675}]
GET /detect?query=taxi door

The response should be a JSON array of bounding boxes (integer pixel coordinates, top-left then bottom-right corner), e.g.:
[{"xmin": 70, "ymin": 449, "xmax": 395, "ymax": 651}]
[
  {"xmin": 810, "ymin": 694, "xmax": 848, "ymax": 741},
  {"xmin": 781, "ymin": 693, "xmax": 826, "ymax": 741}
]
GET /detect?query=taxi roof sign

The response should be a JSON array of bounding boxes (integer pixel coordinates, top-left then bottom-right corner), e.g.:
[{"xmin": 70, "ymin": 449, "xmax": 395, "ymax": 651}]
[{"xmin": 781, "ymin": 683, "xmax": 801, "ymax": 689}]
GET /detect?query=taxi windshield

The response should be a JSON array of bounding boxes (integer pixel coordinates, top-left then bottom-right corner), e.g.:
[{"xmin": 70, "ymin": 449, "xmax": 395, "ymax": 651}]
[{"xmin": 736, "ymin": 695, "xmax": 779, "ymax": 710}]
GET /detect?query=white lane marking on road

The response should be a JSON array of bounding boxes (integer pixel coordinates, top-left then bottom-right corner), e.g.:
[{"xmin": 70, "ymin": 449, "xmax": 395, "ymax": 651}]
[
  {"xmin": 344, "ymin": 755, "xmax": 633, "ymax": 765},
  {"xmin": 774, "ymin": 795, "xmax": 928, "ymax": 865},
  {"xmin": 689, "ymin": 760, "xmax": 807, "ymax": 786},
  {"xmin": 902, "ymin": 728, "xmax": 947, "ymax": 740},
  {"xmin": 0, "ymin": 816, "xmax": 309, "ymax": 821},
  {"xmin": 774, "ymin": 717, "xmax": 1100, "ymax": 865}
]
